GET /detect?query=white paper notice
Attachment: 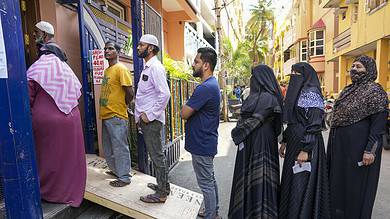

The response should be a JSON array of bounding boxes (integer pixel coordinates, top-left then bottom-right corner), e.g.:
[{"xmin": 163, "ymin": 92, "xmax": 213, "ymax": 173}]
[
  {"xmin": 292, "ymin": 161, "xmax": 312, "ymax": 174},
  {"xmin": 0, "ymin": 16, "xmax": 8, "ymax": 78},
  {"xmin": 91, "ymin": 49, "xmax": 106, "ymax": 84}
]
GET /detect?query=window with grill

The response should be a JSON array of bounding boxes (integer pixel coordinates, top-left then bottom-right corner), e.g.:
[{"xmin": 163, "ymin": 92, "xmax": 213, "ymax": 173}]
[
  {"xmin": 300, "ymin": 40, "xmax": 308, "ymax": 62},
  {"xmin": 309, "ymin": 30, "xmax": 324, "ymax": 57},
  {"xmin": 106, "ymin": 0, "xmax": 126, "ymax": 21}
]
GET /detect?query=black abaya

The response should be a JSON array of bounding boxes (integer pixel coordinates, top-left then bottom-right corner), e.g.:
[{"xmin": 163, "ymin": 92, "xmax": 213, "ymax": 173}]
[
  {"xmin": 229, "ymin": 113, "xmax": 280, "ymax": 219},
  {"xmin": 229, "ymin": 65, "xmax": 282, "ymax": 219},
  {"xmin": 327, "ymin": 111, "xmax": 387, "ymax": 219},
  {"xmin": 279, "ymin": 107, "xmax": 330, "ymax": 219}
]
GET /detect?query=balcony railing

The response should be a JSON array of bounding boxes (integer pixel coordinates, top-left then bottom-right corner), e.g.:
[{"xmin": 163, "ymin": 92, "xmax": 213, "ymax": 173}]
[
  {"xmin": 283, "ymin": 57, "xmax": 297, "ymax": 76},
  {"xmin": 184, "ymin": 23, "xmax": 214, "ymax": 57},
  {"xmin": 323, "ymin": 0, "xmax": 342, "ymax": 8},
  {"xmin": 282, "ymin": 30, "xmax": 295, "ymax": 50},
  {"xmin": 86, "ymin": 1, "xmax": 131, "ymax": 50},
  {"xmin": 333, "ymin": 28, "xmax": 351, "ymax": 53}
]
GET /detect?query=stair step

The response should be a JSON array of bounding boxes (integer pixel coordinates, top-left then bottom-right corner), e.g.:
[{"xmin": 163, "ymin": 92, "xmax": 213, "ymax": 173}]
[
  {"xmin": 42, "ymin": 200, "xmax": 91, "ymax": 219},
  {"xmin": 75, "ymin": 204, "xmax": 116, "ymax": 219}
]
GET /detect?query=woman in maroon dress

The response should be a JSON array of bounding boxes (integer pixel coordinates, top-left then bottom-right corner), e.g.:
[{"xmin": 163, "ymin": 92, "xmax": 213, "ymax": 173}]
[{"xmin": 27, "ymin": 49, "xmax": 86, "ymax": 207}]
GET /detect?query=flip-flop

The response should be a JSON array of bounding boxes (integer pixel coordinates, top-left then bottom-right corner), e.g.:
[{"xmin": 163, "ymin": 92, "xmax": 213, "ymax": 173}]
[
  {"xmin": 198, "ymin": 207, "xmax": 205, "ymax": 217},
  {"xmin": 147, "ymin": 183, "xmax": 158, "ymax": 191},
  {"xmin": 140, "ymin": 194, "xmax": 167, "ymax": 203},
  {"xmin": 105, "ymin": 170, "xmax": 117, "ymax": 177},
  {"xmin": 147, "ymin": 183, "xmax": 171, "ymax": 195},
  {"xmin": 109, "ymin": 179, "xmax": 130, "ymax": 187},
  {"xmin": 198, "ymin": 208, "xmax": 222, "ymax": 219}
]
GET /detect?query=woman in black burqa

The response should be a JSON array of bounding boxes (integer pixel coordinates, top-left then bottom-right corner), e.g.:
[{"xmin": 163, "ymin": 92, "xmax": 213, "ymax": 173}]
[
  {"xmin": 229, "ymin": 65, "xmax": 283, "ymax": 219},
  {"xmin": 279, "ymin": 62, "xmax": 330, "ymax": 219},
  {"xmin": 327, "ymin": 55, "xmax": 388, "ymax": 219}
]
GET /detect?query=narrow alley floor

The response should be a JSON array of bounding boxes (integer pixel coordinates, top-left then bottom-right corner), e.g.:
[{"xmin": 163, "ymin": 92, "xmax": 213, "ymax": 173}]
[{"xmin": 169, "ymin": 122, "xmax": 390, "ymax": 219}]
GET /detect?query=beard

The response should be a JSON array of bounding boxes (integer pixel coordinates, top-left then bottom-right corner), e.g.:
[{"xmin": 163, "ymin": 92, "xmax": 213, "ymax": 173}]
[
  {"xmin": 137, "ymin": 49, "xmax": 149, "ymax": 58},
  {"xmin": 35, "ymin": 36, "xmax": 44, "ymax": 45},
  {"xmin": 192, "ymin": 68, "xmax": 203, "ymax": 78}
]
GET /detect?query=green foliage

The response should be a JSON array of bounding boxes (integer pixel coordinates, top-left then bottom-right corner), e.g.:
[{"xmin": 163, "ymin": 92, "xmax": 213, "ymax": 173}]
[
  {"xmin": 222, "ymin": 38, "xmax": 252, "ymax": 85},
  {"xmin": 162, "ymin": 53, "xmax": 195, "ymax": 81},
  {"xmin": 245, "ymin": 0, "xmax": 274, "ymax": 65},
  {"xmin": 123, "ymin": 33, "xmax": 132, "ymax": 56},
  {"xmin": 220, "ymin": 0, "xmax": 274, "ymax": 84}
]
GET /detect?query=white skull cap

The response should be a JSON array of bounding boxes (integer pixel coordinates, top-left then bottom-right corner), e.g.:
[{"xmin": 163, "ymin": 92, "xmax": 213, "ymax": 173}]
[
  {"xmin": 35, "ymin": 21, "xmax": 55, "ymax": 35},
  {"xmin": 139, "ymin": 34, "xmax": 159, "ymax": 48}
]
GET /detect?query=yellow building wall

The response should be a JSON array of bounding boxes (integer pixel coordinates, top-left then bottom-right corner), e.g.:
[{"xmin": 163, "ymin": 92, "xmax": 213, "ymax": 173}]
[
  {"xmin": 310, "ymin": 0, "xmax": 338, "ymax": 93},
  {"xmin": 295, "ymin": 0, "xmax": 312, "ymax": 39},
  {"xmin": 326, "ymin": 1, "xmax": 390, "ymax": 93},
  {"xmin": 330, "ymin": 1, "xmax": 390, "ymax": 61},
  {"xmin": 387, "ymin": 50, "xmax": 390, "ymax": 91},
  {"xmin": 358, "ymin": 3, "xmax": 390, "ymax": 44},
  {"xmin": 338, "ymin": 0, "xmax": 352, "ymax": 34}
]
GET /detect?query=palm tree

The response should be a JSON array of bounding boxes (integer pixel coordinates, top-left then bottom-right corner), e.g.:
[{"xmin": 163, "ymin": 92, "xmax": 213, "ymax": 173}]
[
  {"xmin": 222, "ymin": 38, "xmax": 252, "ymax": 85},
  {"xmin": 246, "ymin": 0, "xmax": 274, "ymax": 65}
]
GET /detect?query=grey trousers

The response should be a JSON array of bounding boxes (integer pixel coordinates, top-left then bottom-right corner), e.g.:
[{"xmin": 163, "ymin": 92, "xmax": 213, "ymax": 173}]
[
  {"xmin": 102, "ymin": 116, "xmax": 131, "ymax": 183},
  {"xmin": 192, "ymin": 154, "xmax": 219, "ymax": 219},
  {"xmin": 140, "ymin": 120, "xmax": 170, "ymax": 196}
]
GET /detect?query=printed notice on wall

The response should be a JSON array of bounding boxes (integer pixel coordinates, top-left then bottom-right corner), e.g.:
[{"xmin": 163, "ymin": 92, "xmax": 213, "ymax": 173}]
[
  {"xmin": 91, "ymin": 49, "xmax": 105, "ymax": 84},
  {"xmin": 0, "ymin": 16, "xmax": 8, "ymax": 78}
]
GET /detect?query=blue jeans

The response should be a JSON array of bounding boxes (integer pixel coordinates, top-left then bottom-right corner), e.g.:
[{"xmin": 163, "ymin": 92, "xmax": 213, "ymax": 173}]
[
  {"xmin": 102, "ymin": 117, "xmax": 131, "ymax": 183},
  {"xmin": 192, "ymin": 154, "xmax": 219, "ymax": 219}
]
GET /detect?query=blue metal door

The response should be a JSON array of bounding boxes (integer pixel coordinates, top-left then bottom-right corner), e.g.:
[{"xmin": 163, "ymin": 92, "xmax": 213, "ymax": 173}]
[
  {"xmin": 0, "ymin": 0, "xmax": 42, "ymax": 218},
  {"xmin": 77, "ymin": 0, "xmax": 98, "ymax": 154}
]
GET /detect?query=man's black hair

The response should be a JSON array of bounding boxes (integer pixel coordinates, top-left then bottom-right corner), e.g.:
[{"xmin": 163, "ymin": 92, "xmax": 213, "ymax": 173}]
[
  {"xmin": 197, "ymin": 47, "xmax": 217, "ymax": 72},
  {"xmin": 105, "ymin": 41, "xmax": 121, "ymax": 52},
  {"xmin": 151, "ymin": 45, "xmax": 160, "ymax": 55}
]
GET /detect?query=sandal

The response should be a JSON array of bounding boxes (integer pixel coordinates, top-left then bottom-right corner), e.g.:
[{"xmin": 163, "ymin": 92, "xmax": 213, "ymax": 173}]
[
  {"xmin": 147, "ymin": 183, "xmax": 158, "ymax": 191},
  {"xmin": 140, "ymin": 193, "xmax": 167, "ymax": 203},
  {"xmin": 147, "ymin": 183, "xmax": 171, "ymax": 195},
  {"xmin": 198, "ymin": 208, "xmax": 221, "ymax": 219},
  {"xmin": 109, "ymin": 179, "xmax": 130, "ymax": 187},
  {"xmin": 198, "ymin": 207, "xmax": 205, "ymax": 217},
  {"xmin": 105, "ymin": 170, "xmax": 117, "ymax": 177}
]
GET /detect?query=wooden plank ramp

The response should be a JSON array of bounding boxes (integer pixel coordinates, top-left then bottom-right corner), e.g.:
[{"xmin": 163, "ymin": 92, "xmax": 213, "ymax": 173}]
[{"xmin": 85, "ymin": 155, "xmax": 203, "ymax": 219}]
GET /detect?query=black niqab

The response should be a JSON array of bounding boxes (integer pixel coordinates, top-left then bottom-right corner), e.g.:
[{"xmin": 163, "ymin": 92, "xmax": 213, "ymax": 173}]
[
  {"xmin": 232, "ymin": 65, "xmax": 283, "ymax": 145},
  {"xmin": 283, "ymin": 62, "xmax": 323, "ymax": 123},
  {"xmin": 241, "ymin": 64, "xmax": 283, "ymax": 116}
]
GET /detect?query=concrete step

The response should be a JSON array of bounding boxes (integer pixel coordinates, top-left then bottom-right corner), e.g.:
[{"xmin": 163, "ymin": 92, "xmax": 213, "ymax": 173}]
[
  {"xmin": 74, "ymin": 204, "xmax": 116, "ymax": 219},
  {"xmin": 0, "ymin": 200, "xmax": 91, "ymax": 218},
  {"xmin": 42, "ymin": 200, "xmax": 91, "ymax": 219},
  {"xmin": 1, "ymin": 200, "xmax": 134, "ymax": 219}
]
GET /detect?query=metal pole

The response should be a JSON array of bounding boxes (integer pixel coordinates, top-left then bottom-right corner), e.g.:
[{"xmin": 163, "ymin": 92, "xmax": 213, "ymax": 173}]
[
  {"xmin": 77, "ymin": 0, "xmax": 95, "ymax": 153},
  {"xmin": 131, "ymin": 0, "xmax": 148, "ymax": 174},
  {"xmin": 0, "ymin": 0, "xmax": 42, "ymax": 217}
]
